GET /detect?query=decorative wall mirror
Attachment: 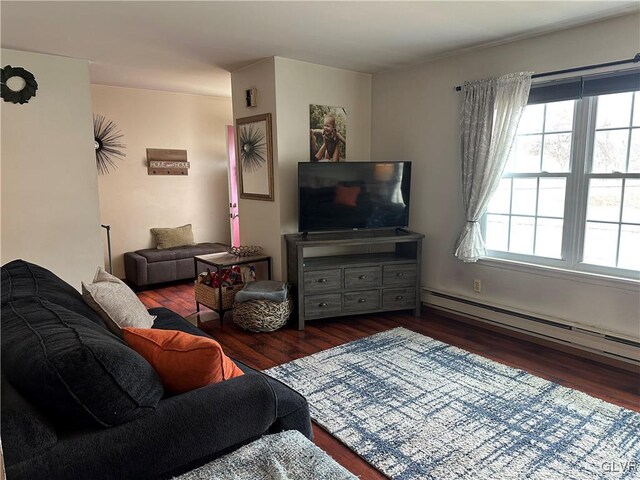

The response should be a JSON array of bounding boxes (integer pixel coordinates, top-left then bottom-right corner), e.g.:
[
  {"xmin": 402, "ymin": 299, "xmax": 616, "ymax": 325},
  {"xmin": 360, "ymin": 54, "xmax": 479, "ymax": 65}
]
[{"xmin": 235, "ymin": 113, "xmax": 274, "ymax": 201}]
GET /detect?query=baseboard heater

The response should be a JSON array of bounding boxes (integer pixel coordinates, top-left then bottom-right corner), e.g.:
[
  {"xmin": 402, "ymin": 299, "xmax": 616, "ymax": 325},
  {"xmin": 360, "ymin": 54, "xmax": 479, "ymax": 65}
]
[{"xmin": 424, "ymin": 290, "xmax": 640, "ymax": 367}]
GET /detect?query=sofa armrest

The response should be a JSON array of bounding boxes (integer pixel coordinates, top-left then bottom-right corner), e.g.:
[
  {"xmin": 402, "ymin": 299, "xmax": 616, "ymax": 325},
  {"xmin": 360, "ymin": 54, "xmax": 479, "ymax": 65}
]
[
  {"xmin": 5, "ymin": 373, "xmax": 277, "ymax": 480},
  {"xmin": 124, "ymin": 252, "xmax": 148, "ymax": 288}
]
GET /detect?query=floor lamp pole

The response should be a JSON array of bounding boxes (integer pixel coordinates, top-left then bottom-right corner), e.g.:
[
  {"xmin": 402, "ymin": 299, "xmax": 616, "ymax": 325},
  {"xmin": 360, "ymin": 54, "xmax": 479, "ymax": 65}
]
[{"xmin": 101, "ymin": 224, "xmax": 112, "ymax": 274}]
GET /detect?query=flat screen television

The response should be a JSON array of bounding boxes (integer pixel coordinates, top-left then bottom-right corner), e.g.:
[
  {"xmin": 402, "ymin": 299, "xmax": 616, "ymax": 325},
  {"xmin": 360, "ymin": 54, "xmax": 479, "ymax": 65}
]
[{"xmin": 298, "ymin": 161, "xmax": 411, "ymax": 233}]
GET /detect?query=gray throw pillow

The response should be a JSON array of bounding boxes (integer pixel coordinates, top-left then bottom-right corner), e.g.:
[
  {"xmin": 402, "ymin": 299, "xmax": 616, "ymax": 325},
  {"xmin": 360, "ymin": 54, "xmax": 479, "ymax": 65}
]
[
  {"xmin": 150, "ymin": 224, "xmax": 195, "ymax": 249},
  {"xmin": 82, "ymin": 267, "xmax": 155, "ymax": 336}
]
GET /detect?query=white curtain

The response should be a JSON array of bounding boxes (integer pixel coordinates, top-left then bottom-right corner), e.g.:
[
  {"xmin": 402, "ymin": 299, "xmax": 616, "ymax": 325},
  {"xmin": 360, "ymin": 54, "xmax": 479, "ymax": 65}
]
[{"xmin": 454, "ymin": 72, "xmax": 532, "ymax": 262}]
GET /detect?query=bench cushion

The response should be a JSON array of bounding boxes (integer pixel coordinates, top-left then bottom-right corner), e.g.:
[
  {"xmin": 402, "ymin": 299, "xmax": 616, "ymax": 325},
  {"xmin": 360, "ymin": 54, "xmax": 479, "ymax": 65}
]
[{"xmin": 136, "ymin": 243, "xmax": 227, "ymax": 263}]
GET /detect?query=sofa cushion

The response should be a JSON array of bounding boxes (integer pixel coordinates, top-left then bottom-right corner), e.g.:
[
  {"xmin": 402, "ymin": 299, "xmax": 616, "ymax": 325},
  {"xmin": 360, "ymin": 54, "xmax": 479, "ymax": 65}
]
[
  {"xmin": 1, "ymin": 259, "xmax": 105, "ymax": 326},
  {"xmin": 151, "ymin": 224, "xmax": 195, "ymax": 249},
  {"xmin": 1, "ymin": 374, "xmax": 57, "ymax": 465},
  {"xmin": 151, "ymin": 306, "xmax": 210, "ymax": 335},
  {"xmin": 135, "ymin": 242, "xmax": 227, "ymax": 263},
  {"xmin": 1, "ymin": 297, "xmax": 164, "ymax": 428},
  {"xmin": 82, "ymin": 267, "xmax": 155, "ymax": 336},
  {"xmin": 123, "ymin": 328, "xmax": 244, "ymax": 393},
  {"xmin": 149, "ymin": 307, "xmax": 312, "ymax": 438}
]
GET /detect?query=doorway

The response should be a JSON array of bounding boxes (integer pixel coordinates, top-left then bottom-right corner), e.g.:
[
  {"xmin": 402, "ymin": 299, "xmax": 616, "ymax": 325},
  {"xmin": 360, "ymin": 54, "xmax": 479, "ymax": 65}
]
[{"xmin": 226, "ymin": 125, "xmax": 240, "ymax": 247}]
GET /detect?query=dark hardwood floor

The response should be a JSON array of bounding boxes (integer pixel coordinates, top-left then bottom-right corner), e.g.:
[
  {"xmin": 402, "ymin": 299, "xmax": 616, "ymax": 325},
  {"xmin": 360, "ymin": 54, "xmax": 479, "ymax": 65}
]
[{"xmin": 138, "ymin": 282, "xmax": 640, "ymax": 479}]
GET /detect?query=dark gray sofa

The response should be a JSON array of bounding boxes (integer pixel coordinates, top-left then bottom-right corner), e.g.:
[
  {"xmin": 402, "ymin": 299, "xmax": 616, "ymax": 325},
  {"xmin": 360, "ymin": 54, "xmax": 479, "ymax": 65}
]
[
  {"xmin": 1, "ymin": 259, "xmax": 312, "ymax": 480},
  {"xmin": 124, "ymin": 242, "xmax": 227, "ymax": 288}
]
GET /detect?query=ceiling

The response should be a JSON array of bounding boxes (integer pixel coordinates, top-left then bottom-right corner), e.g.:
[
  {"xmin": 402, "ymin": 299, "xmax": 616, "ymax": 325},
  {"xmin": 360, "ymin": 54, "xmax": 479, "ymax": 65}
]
[{"xmin": 2, "ymin": 1, "xmax": 637, "ymax": 97}]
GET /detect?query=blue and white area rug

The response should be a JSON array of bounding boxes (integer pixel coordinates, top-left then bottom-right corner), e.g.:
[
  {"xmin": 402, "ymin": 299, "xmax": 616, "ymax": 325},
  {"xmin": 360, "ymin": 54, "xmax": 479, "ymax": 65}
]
[{"xmin": 266, "ymin": 328, "xmax": 640, "ymax": 480}]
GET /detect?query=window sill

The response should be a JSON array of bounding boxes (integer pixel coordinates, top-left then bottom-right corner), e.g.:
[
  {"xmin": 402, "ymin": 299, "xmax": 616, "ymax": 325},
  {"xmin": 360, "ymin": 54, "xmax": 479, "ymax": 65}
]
[{"xmin": 478, "ymin": 256, "xmax": 640, "ymax": 292}]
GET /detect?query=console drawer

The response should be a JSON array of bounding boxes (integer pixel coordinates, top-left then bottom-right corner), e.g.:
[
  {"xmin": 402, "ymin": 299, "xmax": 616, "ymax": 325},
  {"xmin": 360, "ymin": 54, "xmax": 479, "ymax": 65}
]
[
  {"xmin": 304, "ymin": 293, "xmax": 342, "ymax": 318},
  {"xmin": 344, "ymin": 266, "xmax": 381, "ymax": 290},
  {"xmin": 383, "ymin": 264, "xmax": 416, "ymax": 286},
  {"xmin": 343, "ymin": 290, "xmax": 380, "ymax": 312},
  {"xmin": 304, "ymin": 269, "xmax": 342, "ymax": 293},
  {"xmin": 383, "ymin": 288, "xmax": 416, "ymax": 310}
]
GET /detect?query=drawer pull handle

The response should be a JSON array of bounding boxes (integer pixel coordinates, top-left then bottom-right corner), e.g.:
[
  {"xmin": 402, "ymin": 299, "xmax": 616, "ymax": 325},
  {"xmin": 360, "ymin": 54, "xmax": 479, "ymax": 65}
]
[
  {"xmin": 318, "ymin": 278, "xmax": 327, "ymax": 283},
  {"xmin": 395, "ymin": 295, "xmax": 404, "ymax": 300},
  {"xmin": 358, "ymin": 275, "xmax": 367, "ymax": 279},
  {"xmin": 318, "ymin": 302, "xmax": 328, "ymax": 307},
  {"xmin": 396, "ymin": 272, "xmax": 404, "ymax": 277},
  {"xmin": 358, "ymin": 298, "xmax": 366, "ymax": 303}
]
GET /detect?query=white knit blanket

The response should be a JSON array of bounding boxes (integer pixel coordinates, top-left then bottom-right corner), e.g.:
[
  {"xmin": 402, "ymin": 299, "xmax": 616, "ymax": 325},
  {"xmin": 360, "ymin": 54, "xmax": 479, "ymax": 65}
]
[{"xmin": 173, "ymin": 430, "xmax": 356, "ymax": 480}]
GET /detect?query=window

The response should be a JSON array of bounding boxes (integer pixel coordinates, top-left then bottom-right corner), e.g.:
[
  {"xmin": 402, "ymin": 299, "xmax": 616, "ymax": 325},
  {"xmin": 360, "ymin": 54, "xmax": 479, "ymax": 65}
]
[{"xmin": 484, "ymin": 70, "xmax": 640, "ymax": 279}]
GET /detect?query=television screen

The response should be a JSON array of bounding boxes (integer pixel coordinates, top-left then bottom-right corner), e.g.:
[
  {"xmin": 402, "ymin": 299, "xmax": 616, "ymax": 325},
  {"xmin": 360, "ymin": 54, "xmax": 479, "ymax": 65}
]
[{"xmin": 298, "ymin": 162, "xmax": 411, "ymax": 232}]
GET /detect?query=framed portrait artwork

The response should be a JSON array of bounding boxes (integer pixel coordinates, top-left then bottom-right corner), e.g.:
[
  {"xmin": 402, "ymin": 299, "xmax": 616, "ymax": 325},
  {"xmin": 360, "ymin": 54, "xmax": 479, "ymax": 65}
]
[
  {"xmin": 236, "ymin": 113, "xmax": 274, "ymax": 201},
  {"xmin": 309, "ymin": 104, "xmax": 347, "ymax": 162}
]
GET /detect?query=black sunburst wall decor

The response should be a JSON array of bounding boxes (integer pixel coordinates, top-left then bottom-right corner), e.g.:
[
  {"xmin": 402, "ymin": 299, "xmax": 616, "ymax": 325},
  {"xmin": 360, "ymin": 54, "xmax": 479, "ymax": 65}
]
[
  {"xmin": 94, "ymin": 114, "xmax": 126, "ymax": 175},
  {"xmin": 239, "ymin": 122, "xmax": 266, "ymax": 173}
]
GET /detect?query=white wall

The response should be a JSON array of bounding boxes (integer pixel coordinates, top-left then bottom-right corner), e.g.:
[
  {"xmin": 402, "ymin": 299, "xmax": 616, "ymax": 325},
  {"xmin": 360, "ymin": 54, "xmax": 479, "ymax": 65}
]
[
  {"xmin": 371, "ymin": 14, "xmax": 640, "ymax": 339},
  {"xmin": 1, "ymin": 49, "xmax": 103, "ymax": 289},
  {"xmin": 231, "ymin": 58, "xmax": 282, "ymax": 278},
  {"xmin": 231, "ymin": 57, "xmax": 372, "ymax": 279},
  {"xmin": 91, "ymin": 85, "xmax": 233, "ymax": 279},
  {"xmin": 274, "ymin": 57, "xmax": 372, "ymax": 235}
]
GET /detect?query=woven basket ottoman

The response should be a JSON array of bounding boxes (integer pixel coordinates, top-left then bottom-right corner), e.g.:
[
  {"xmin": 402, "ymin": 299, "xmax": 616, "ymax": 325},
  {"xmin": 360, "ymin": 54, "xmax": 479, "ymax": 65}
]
[{"xmin": 233, "ymin": 295, "xmax": 293, "ymax": 332}]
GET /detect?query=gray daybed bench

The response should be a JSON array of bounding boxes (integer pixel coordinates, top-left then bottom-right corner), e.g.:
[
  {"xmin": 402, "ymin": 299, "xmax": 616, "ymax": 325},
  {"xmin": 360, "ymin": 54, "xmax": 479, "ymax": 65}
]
[{"xmin": 124, "ymin": 242, "xmax": 227, "ymax": 289}]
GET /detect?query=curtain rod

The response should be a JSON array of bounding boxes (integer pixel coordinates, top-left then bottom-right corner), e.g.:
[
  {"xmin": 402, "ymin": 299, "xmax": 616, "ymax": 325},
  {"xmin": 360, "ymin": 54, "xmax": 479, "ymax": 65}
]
[{"xmin": 454, "ymin": 53, "xmax": 640, "ymax": 92}]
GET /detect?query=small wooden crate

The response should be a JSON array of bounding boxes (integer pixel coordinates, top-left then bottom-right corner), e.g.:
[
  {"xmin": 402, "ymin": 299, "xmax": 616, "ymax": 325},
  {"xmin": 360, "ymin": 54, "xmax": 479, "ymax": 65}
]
[{"xmin": 194, "ymin": 282, "xmax": 244, "ymax": 311}]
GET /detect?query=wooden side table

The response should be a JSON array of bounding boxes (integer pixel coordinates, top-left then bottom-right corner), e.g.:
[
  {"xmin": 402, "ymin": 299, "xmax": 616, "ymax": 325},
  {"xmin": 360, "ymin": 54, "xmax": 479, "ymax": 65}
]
[{"xmin": 194, "ymin": 253, "xmax": 272, "ymax": 322}]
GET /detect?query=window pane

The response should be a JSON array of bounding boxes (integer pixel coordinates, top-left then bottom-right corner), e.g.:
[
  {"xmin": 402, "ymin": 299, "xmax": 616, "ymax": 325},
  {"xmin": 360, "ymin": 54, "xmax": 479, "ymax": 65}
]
[
  {"xmin": 509, "ymin": 216, "xmax": 534, "ymax": 254},
  {"xmin": 487, "ymin": 95, "xmax": 640, "ymax": 273},
  {"xmin": 592, "ymin": 129, "xmax": 628, "ymax": 173},
  {"xmin": 537, "ymin": 178, "xmax": 566, "ymax": 217},
  {"xmin": 629, "ymin": 128, "xmax": 640, "ymax": 173},
  {"xmin": 535, "ymin": 218, "xmax": 563, "ymax": 258},
  {"xmin": 583, "ymin": 222, "xmax": 618, "ymax": 267},
  {"xmin": 595, "ymin": 92, "xmax": 633, "ymax": 129},
  {"xmin": 542, "ymin": 133, "xmax": 571, "ymax": 172},
  {"xmin": 487, "ymin": 178, "xmax": 511, "ymax": 214},
  {"xmin": 511, "ymin": 178, "xmax": 537, "ymax": 215},
  {"xmin": 587, "ymin": 179, "xmax": 622, "ymax": 222},
  {"xmin": 509, "ymin": 135, "xmax": 542, "ymax": 172},
  {"xmin": 544, "ymin": 100, "xmax": 574, "ymax": 132},
  {"xmin": 519, "ymin": 104, "xmax": 545, "ymax": 134},
  {"xmin": 618, "ymin": 224, "xmax": 640, "ymax": 270},
  {"xmin": 622, "ymin": 179, "xmax": 640, "ymax": 224},
  {"xmin": 486, "ymin": 214, "xmax": 509, "ymax": 251}
]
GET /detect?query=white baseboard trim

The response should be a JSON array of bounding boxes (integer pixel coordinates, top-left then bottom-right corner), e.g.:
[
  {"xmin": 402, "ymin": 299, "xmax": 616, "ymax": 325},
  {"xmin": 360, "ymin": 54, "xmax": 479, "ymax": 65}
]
[{"xmin": 423, "ymin": 289, "xmax": 640, "ymax": 367}]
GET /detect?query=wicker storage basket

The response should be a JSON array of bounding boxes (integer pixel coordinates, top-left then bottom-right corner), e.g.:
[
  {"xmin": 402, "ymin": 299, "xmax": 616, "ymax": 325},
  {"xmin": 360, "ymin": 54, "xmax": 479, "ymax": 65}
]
[
  {"xmin": 194, "ymin": 282, "xmax": 244, "ymax": 311},
  {"xmin": 233, "ymin": 296, "xmax": 293, "ymax": 332}
]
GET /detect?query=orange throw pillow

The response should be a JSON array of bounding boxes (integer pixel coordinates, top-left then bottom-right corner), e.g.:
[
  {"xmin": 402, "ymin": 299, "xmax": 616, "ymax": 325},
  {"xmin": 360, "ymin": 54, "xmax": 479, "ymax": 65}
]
[
  {"xmin": 334, "ymin": 185, "xmax": 361, "ymax": 207},
  {"xmin": 123, "ymin": 328, "xmax": 243, "ymax": 394}
]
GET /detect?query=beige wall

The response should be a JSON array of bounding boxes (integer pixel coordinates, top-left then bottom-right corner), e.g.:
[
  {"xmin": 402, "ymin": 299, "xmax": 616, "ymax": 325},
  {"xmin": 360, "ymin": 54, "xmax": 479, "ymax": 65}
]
[
  {"xmin": 1, "ymin": 49, "xmax": 103, "ymax": 289},
  {"xmin": 231, "ymin": 57, "xmax": 372, "ymax": 279},
  {"xmin": 371, "ymin": 14, "xmax": 640, "ymax": 339},
  {"xmin": 91, "ymin": 85, "xmax": 232, "ymax": 279}
]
